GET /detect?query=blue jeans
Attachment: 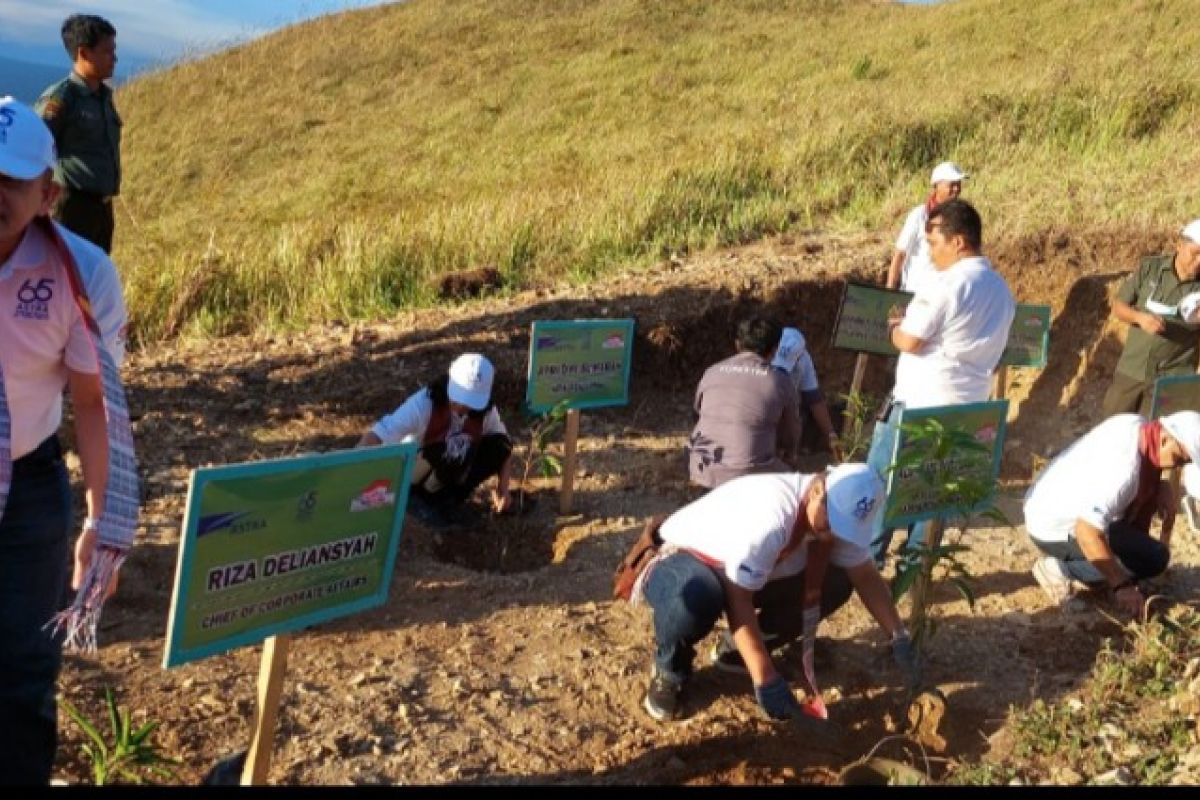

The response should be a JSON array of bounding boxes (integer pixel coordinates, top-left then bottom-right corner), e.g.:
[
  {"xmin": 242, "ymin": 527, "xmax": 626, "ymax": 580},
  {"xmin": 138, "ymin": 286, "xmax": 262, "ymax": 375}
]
[
  {"xmin": 1031, "ymin": 521, "xmax": 1169, "ymax": 585},
  {"xmin": 866, "ymin": 400, "xmax": 931, "ymax": 568},
  {"xmin": 0, "ymin": 436, "xmax": 72, "ymax": 786},
  {"xmin": 643, "ymin": 551, "xmax": 855, "ymax": 684}
]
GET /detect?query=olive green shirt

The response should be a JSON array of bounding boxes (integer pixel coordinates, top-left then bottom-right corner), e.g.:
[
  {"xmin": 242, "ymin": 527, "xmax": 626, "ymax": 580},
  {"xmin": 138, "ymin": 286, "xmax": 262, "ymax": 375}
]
[
  {"xmin": 34, "ymin": 72, "xmax": 122, "ymax": 197},
  {"xmin": 1114, "ymin": 254, "xmax": 1200, "ymax": 381}
]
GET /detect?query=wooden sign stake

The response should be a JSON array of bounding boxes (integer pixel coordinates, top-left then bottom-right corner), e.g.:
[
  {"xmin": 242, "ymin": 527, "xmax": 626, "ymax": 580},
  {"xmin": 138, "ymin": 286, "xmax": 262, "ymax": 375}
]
[
  {"xmin": 241, "ymin": 633, "xmax": 292, "ymax": 785},
  {"xmin": 559, "ymin": 409, "xmax": 581, "ymax": 515},
  {"xmin": 991, "ymin": 366, "xmax": 1009, "ymax": 402},
  {"xmin": 843, "ymin": 353, "xmax": 870, "ymax": 432}
]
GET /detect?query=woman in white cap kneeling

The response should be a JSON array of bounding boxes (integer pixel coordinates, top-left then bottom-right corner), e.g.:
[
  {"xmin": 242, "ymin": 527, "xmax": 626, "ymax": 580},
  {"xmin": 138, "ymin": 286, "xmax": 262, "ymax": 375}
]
[{"xmin": 358, "ymin": 353, "xmax": 514, "ymax": 525}]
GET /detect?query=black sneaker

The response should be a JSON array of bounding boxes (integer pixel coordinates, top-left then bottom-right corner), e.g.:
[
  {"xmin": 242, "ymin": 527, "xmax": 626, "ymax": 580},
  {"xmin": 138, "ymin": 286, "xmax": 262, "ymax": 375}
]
[
  {"xmin": 709, "ymin": 634, "xmax": 749, "ymax": 676},
  {"xmin": 407, "ymin": 492, "xmax": 453, "ymax": 529},
  {"xmin": 642, "ymin": 668, "xmax": 683, "ymax": 722}
]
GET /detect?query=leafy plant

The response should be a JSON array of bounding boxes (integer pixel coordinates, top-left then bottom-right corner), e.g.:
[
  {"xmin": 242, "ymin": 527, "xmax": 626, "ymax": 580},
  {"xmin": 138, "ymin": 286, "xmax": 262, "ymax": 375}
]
[
  {"xmin": 886, "ymin": 417, "xmax": 1009, "ymax": 649},
  {"xmin": 60, "ymin": 687, "xmax": 180, "ymax": 785},
  {"xmin": 838, "ymin": 390, "xmax": 878, "ymax": 462},
  {"xmin": 514, "ymin": 399, "xmax": 571, "ymax": 512}
]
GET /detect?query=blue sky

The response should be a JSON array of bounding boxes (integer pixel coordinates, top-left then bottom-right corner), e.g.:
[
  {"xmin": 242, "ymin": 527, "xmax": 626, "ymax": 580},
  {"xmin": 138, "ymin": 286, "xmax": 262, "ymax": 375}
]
[{"xmin": 0, "ymin": 0, "xmax": 398, "ymax": 73}]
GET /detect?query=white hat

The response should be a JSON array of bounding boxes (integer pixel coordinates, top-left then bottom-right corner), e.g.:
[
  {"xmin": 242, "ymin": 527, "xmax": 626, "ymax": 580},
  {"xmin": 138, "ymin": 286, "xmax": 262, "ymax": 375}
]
[
  {"xmin": 929, "ymin": 161, "xmax": 968, "ymax": 185},
  {"xmin": 1161, "ymin": 411, "xmax": 1200, "ymax": 465},
  {"xmin": 771, "ymin": 327, "xmax": 807, "ymax": 373},
  {"xmin": 0, "ymin": 96, "xmax": 56, "ymax": 180},
  {"xmin": 1180, "ymin": 292, "xmax": 1200, "ymax": 325},
  {"xmin": 447, "ymin": 353, "xmax": 494, "ymax": 411},
  {"xmin": 825, "ymin": 463, "xmax": 885, "ymax": 549},
  {"xmin": 1181, "ymin": 219, "xmax": 1200, "ymax": 245}
]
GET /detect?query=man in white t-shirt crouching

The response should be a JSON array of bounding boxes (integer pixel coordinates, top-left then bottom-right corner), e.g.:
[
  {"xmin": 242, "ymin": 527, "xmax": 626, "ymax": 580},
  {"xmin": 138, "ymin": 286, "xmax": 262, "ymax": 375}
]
[
  {"xmin": 867, "ymin": 198, "xmax": 1016, "ymax": 566},
  {"xmin": 634, "ymin": 463, "xmax": 918, "ymax": 724},
  {"xmin": 1023, "ymin": 411, "xmax": 1200, "ymax": 619}
]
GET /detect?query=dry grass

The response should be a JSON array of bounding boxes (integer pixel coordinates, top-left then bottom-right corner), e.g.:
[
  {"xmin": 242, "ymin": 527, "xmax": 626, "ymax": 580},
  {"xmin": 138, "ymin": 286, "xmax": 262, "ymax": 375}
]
[{"xmin": 112, "ymin": 0, "xmax": 1200, "ymax": 342}]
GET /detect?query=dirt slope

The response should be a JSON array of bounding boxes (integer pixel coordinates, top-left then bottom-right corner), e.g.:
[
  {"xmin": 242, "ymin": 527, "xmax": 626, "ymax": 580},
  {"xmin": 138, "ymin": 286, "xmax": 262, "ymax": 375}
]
[{"xmin": 54, "ymin": 228, "xmax": 1200, "ymax": 784}]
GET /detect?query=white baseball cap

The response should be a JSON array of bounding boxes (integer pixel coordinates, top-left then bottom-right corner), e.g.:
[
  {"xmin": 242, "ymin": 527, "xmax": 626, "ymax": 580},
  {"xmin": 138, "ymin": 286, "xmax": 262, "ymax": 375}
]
[
  {"xmin": 930, "ymin": 161, "xmax": 968, "ymax": 185},
  {"xmin": 1180, "ymin": 292, "xmax": 1200, "ymax": 325},
  {"xmin": 824, "ymin": 463, "xmax": 885, "ymax": 549},
  {"xmin": 0, "ymin": 96, "xmax": 56, "ymax": 180},
  {"xmin": 447, "ymin": 353, "xmax": 495, "ymax": 411},
  {"xmin": 1181, "ymin": 219, "xmax": 1200, "ymax": 245},
  {"xmin": 771, "ymin": 327, "xmax": 807, "ymax": 372},
  {"xmin": 1161, "ymin": 411, "xmax": 1200, "ymax": 465}
]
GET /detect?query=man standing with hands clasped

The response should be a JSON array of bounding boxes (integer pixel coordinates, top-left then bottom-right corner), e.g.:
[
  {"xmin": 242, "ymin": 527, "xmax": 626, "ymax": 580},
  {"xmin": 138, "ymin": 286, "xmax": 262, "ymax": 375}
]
[
  {"xmin": 1101, "ymin": 219, "xmax": 1200, "ymax": 419},
  {"xmin": 867, "ymin": 198, "xmax": 1015, "ymax": 567}
]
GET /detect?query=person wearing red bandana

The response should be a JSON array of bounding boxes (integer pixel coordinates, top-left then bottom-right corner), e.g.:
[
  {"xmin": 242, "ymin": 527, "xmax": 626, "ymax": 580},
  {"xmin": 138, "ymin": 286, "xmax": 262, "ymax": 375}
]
[
  {"xmin": 885, "ymin": 161, "xmax": 968, "ymax": 294},
  {"xmin": 1023, "ymin": 411, "xmax": 1200, "ymax": 619}
]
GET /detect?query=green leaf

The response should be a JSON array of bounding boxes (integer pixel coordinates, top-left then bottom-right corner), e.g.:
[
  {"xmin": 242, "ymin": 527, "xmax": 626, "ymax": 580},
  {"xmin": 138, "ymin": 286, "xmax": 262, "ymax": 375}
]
[
  {"xmin": 892, "ymin": 563, "xmax": 920, "ymax": 601},
  {"xmin": 950, "ymin": 577, "xmax": 976, "ymax": 607}
]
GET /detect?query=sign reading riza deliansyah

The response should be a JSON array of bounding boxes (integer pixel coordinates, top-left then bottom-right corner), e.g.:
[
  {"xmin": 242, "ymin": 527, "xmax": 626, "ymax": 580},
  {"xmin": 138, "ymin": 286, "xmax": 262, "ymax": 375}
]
[{"xmin": 163, "ymin": 444, "xmax": 416, "ymax": 667}]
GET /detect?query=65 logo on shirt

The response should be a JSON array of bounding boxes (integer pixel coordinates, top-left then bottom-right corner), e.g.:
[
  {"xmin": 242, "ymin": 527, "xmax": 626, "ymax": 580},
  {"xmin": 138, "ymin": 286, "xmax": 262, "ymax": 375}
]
[{"xmin": 15, "ymin": 278, "xmax": 54, "ymax": 321}]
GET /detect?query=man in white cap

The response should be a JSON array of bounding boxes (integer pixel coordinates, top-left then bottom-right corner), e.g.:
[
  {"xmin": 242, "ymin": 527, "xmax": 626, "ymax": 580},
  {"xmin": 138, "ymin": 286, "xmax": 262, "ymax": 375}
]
[
  {"xmin": 633, "ymin": 463, "xmax": 918, "ymax": 723},
  {"xmin": 1023, "ymin": 410, "xmax": 1200, "ymax": 619},
  {"xmin": 0, "ymin": 96, "xmax": 130, "ymax": 784},
  {"xmin": 885, "ymin": 161, "xmax": 968, "ymax": 294},
  {"xmin": 1102, "ymin": 220, "xmax": 1200, "ymax": 418},
  {"xmin": 771, "ymin": 326, "xmax": 842, "ymax": 462},
  {"xmin": 358, "ymin": 353, "xmax": 515, "ymax": 525}
]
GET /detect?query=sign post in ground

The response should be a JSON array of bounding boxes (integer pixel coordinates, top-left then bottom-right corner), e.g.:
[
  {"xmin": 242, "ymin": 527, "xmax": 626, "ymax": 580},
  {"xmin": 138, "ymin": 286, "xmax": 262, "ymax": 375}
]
[
  {"xmin": 163, "ymin": 444, "xmax": 416, "ymax": 784},
  {"xmin": 526, "ymin": 319, "xmax": 635, "ymax": 514}
]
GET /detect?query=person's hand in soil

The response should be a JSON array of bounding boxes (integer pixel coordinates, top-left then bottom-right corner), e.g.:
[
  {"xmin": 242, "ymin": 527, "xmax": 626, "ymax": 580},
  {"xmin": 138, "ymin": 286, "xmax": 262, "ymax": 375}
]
[
  {"xmin": 891, "ymin": 632, "xmax": 920, "ymax": 693},
  {"xmin": 1113, "ymin": 582, "xmax": 1146, "ymax": 620}
]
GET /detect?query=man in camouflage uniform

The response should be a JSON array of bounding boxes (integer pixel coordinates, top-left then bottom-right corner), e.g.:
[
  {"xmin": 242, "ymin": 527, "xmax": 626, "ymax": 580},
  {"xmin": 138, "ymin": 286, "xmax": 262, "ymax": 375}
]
[{"xmin": 34, "ymin": 14, "xmax": 122, "ymax": 254}]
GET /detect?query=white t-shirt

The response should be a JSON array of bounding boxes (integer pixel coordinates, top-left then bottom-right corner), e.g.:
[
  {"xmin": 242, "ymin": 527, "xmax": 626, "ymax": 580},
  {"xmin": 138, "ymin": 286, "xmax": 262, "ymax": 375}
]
[
  {"xmin": 372, "ymin": 388, "xmax": 507, "ymax": 444},
  {"xmin": 895, "ymin": 204, "xmax": 936, "ymax": 294},
  {"xmin": 1024, "ymin": 415, "xmax": 1144, "ymax": 544},
  {"xmin": 659, "ymin": 472, "xmax": 871, "ymax": 592},
  {"xmin": 892, "ymin": 255, "xmax": 1015, "ymax": 409},
  {"xmin": 0, "ymin": 224, "xmax": 101, "ymax": 459}
]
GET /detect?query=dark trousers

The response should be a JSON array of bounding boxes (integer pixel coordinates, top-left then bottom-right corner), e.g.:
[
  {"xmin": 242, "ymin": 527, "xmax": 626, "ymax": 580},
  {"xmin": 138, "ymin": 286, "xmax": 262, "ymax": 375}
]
[
  {"xmin": 1031, "ymin": 520, "xmax": 1169, "ymax": 584},
  {"xmin": 54, "ymin": 188, "xmax": 115, "ymax": 254},
  {"xmin": 416, "ymin": 434, "xmax": 512, "ymax": 507},
  {"xmin": 0, "ymin": 436, "xmax": 72, "ymax": 786},
  {"xmin": 643, "ymin": 550, "xmax": 854, "ymax": 683},
  {"xmin": 1101, "ymin": 372, "xmax": 1153, "ymax": 420}
]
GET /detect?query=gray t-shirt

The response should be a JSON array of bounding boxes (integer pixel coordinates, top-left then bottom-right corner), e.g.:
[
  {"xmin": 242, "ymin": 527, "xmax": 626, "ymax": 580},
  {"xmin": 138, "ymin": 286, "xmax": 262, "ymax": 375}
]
[{"xmin": 687, "ymin": 351, "xmax": 801, "ymax": 489}]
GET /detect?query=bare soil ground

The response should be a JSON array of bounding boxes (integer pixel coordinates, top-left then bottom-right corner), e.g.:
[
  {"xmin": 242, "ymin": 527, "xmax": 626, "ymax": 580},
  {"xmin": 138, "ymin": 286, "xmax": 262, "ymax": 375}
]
[{"xmin": 54, "ymin": 228, "xmax": 1200, "ymax": 784}]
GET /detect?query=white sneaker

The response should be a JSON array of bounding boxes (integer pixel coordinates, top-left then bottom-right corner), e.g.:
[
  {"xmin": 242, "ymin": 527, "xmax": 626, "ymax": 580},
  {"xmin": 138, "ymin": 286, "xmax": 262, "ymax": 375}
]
[{"xmin": 1032, "ymin": 556, "xmax": 1074, "ymax": 606}]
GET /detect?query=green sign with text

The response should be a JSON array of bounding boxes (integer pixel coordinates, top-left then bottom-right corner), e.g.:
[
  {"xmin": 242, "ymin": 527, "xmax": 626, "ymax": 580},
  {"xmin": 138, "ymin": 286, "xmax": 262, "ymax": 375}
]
[
  {"xmin": 526, "ymin": 319, "xmax": 635, "ymax": 413},
  {"xmin": 1150, "ymin": 374, "xmax": 1200, "ymax": 419},
  {"xmin": 881, "ymin": 400, "xmax": 1008, "ymax": 528},
  {"xmin": 163, "ymin": 445, "xmax": 415, "ymax": 667},
  {"xmin": 832, "ymin": 282, "xmax": 912, "ymax": 356},
  {"xmin": 999, "ymin": 304, "xmax": 1051, "ymax": 368}
]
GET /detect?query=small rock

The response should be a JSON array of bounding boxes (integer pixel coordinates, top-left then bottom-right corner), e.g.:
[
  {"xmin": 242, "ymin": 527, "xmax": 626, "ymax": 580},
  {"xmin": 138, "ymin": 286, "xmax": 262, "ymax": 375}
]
[
  {"xmin": 1093, "ymin": 767, "xmax": 1134, "ymax": 786},
  {"xmin": 349, "ymin": 672, "xmax": 368, "ymax": 687}
]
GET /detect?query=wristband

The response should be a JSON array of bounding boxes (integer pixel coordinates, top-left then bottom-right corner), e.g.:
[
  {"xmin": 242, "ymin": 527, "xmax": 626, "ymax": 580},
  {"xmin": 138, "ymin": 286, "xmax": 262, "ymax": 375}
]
[{"xmin": 82, "ymin": 516, "xmax": 100, "ymax": 532}]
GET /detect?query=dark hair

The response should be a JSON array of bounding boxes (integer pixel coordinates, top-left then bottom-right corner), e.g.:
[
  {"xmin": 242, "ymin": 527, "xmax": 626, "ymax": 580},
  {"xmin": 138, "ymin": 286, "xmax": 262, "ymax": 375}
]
[
  {"xmin": 62, "ymin": 15, "xmax": 116, "ymax": 57},
  {"xmin": 425, "ymin": 374, "xmax": 492, "ymax": 418},
  {"xmin": 927, "ymin": 198, "xmax": 982, "ymax": 251},
  {"xmin": 735, "ymin": 316, "xmax": 783, "ymax": 358}
]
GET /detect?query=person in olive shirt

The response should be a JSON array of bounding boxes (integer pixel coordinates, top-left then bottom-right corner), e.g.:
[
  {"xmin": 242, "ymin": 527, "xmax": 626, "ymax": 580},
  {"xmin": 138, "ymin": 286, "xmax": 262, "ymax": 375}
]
[
  {"xmin": 1102, "ymin": 219, "xmax": 1200, "ymax": 418},
  {"xmin": 34, "ymin": 14, "xmax": 122, "ymax": 254}
]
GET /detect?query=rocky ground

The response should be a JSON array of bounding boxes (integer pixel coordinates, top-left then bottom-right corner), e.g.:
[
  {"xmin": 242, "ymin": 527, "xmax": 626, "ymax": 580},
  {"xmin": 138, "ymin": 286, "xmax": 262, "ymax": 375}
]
[{"xmin": 53, "ymin": 228, "xmax": 1200, "ymax": 784}]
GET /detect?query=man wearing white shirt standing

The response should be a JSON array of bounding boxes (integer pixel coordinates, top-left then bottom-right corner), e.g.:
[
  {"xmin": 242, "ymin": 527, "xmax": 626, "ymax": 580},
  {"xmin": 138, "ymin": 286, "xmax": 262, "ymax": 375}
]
[
  {"xmin": 1024, "ymin": 411, "xmax": 1200, "ymax": 619},
  {"xmin": 867, "ymin": 198, "xmax": 1016, "ymax": 565},
  {"xmin": 885, "ymin": 161, "xmax": 968, "ymax": 295}
]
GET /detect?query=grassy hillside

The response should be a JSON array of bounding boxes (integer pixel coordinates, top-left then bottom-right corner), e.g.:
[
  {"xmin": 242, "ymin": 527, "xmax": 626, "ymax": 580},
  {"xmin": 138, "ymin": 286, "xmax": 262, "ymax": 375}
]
[{"xmin": 114, "ymin": 0, "xmax": 1200, "ymax": 342}]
